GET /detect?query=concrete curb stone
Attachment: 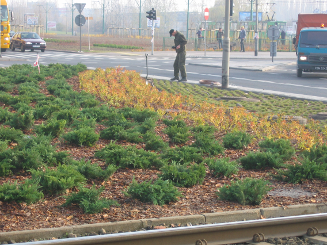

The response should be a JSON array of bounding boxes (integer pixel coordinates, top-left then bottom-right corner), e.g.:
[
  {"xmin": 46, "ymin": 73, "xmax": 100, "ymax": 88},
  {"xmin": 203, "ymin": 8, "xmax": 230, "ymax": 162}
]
[{"xmin": 1, "ymin": 204, "xmax": 327, "ymax": 243}]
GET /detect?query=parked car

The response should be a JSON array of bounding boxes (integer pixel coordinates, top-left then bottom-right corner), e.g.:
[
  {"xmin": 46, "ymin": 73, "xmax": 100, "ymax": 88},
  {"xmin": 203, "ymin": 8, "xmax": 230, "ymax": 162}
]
[
  {"xmin": 10, "ymin": 32, "xmax": 46, "ymax": 52},
  {"xmin": 9, "ymin": 31, "xmax": 15, "ymax": 41}
]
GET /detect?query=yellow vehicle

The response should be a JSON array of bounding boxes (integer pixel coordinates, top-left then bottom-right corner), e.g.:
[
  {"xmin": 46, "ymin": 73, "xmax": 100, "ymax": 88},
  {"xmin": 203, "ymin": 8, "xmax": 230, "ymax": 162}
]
[{"xmin": 1, "ymin": 0, "xmax": 13, "ymax": 52}]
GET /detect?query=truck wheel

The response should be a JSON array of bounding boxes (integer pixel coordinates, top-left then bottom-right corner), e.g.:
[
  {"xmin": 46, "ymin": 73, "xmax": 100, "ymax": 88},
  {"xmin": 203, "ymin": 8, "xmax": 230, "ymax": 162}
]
[
  {"xmin": 10, "ymin": 44, "xmax": 15, "ymax": 51},
  {"xmin": 20, "ymin": 44, "xmax": 25, "ymax": 52},
  {"xmin": 1, "ymin": 48, "xmax": 6, "ymax": 52},
  {"xmin": 297, "ymin": 68, "xmax": 302, "ymax": 77}
]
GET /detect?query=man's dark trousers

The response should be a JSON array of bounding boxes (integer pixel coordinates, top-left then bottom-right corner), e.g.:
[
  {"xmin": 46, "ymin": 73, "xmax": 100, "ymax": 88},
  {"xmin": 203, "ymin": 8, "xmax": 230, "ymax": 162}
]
[{"xmin": 173, "ymin": 50, "xmax": 186, "ymax": 79}]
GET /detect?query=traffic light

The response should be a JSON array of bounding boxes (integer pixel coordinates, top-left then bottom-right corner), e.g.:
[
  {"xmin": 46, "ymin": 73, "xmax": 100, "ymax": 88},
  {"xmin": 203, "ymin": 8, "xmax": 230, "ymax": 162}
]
[
  {"xmin": 152, "ymin": 9, "xmax": 156, "ymax": 20},
  {"xmin": 230, "ymin": 0, "xmax": 234, "ymax": 16},
  {"xmin": 146, "ymin": 9, "xmax": 153, "ymax": 20}
]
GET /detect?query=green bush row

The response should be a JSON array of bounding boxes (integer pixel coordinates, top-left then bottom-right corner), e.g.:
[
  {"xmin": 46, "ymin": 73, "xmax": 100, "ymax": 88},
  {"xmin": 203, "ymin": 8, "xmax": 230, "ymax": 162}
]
[{"xmin": 93, "ymin": 43, "xmax": 143, "ymax": 49}]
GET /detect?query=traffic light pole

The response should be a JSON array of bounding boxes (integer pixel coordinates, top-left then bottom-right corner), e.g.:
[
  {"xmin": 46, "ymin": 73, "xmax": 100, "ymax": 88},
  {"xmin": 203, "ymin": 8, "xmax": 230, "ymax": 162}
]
[
  {"xmin": 222, "ymin": 0, "xmax": 230, "ymax": 88},
  {"xmin": 151, "ymin": 19, "xmax": 154, "ymax": 55},
  {"xmin": 255, "ymin": 0, "xmax": 259, "ymax": 56}
]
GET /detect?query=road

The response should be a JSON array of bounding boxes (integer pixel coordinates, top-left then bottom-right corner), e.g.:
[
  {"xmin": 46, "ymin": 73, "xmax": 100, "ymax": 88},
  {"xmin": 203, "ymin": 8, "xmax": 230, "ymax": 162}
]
[{"xmin": 1, "ymin": 50, "xmax": 327, "ymax": 101}]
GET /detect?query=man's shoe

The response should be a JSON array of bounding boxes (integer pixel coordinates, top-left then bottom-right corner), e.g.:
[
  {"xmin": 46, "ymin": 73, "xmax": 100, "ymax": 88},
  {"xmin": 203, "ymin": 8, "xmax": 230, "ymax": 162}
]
[
  {"xmin": 179, "ymin": 78, "xmax": 187, "ymax": 82},
  {"xmin": 170, "ymin": 77, "xmax": 179, "ymax": 81}
]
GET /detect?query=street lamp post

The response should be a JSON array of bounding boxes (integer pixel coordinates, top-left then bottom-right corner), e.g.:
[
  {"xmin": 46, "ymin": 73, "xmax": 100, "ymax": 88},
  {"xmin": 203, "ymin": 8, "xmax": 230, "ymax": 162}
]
[
  {"xmin": 255, "ymin": 0, "xmax": 258, "ymax": 56},
  {"xmin": 222, "ymin": 0, "xmax": 230, "ymax": 88}
]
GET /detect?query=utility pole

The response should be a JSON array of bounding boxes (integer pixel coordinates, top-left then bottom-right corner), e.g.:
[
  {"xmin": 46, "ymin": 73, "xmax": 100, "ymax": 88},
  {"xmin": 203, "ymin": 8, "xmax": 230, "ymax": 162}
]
[
  {"xmin": 254, "ymin": 0, "xmax": 259, "ymax": 56},
  {"xmin": 40, "ymin": 3, "xmax": 53, "ymax": 34},
  {"xmin": 222, "ymin": 0, "xmax": 230, "ymax": 88}
]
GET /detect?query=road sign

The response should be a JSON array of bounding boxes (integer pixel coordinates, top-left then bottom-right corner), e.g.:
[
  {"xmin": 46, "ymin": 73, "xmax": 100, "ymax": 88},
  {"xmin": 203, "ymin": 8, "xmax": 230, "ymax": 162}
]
[
  {"xmin": 75, "ymin": 14, "xmax": 86, "ymax": 26},
  {"xmin": 204, "ymin": 8, "xmax": 209, "ymax": 21},
  {"xmin": 267, "ymin": 25, "xmax": 280, "ymax": 41},
  {"xmin": 74, "ymin": 3, "xmax": 86, "ymax": 14}
]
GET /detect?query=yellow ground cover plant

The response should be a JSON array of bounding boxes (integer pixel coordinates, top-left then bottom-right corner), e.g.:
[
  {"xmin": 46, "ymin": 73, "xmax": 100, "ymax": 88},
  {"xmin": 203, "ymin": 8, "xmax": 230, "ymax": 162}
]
[{"xmin": 79, "ymin": 67, "xmax": 327, "ymax": 151}]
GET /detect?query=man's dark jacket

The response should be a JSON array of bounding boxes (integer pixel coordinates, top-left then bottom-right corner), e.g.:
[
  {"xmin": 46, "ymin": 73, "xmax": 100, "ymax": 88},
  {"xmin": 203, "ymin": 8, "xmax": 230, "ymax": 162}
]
[{"xmin": 174, "ymin": 31, "xmax": 187, "ymax": 53}]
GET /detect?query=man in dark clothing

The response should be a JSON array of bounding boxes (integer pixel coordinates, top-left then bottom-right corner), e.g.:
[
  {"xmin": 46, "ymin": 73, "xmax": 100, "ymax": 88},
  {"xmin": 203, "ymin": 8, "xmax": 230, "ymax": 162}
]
[
  {"xmin": 280, "ymin": 30, "xmax": 286, "ymax": 45},
  {"xmin": 239, "ymin": 26, "xmax": 246, "ymax": 52},
  {"xmin": 196, "ymin": 27, "xmax": 203, "ymax": 49},
  {"xmin": 169, "ymin": 29, "xmax": 188, "ymax": 82},
  {"xmin": 217, "ymin": 28, "xmax": 223, "ymax": 49}
]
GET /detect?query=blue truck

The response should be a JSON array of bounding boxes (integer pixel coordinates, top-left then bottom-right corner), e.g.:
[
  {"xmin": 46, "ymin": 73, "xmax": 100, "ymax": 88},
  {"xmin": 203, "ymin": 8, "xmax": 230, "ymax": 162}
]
[{"xmin": 293, "ymin": 14, "xmax": 327, "ymax": 77}]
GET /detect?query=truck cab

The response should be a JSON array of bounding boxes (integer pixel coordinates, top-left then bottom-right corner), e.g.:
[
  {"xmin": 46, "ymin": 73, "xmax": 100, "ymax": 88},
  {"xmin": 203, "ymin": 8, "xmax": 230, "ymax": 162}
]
[{"xmin": 296, "ymin": 26, "xmax": 327, "ymax": 77}]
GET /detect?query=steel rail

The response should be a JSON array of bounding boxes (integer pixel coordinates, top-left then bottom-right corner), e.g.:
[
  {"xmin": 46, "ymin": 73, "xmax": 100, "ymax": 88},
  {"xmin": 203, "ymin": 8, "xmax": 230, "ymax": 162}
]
[{"xmin": 17, "ymin": 213, "xmax": 327, "ymax": 245}]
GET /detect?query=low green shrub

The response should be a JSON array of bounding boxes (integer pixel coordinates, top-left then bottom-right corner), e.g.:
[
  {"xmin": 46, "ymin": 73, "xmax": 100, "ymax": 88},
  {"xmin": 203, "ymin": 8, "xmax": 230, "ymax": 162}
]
[
  {"xmin": 9, "ymin": 109, "xmax": 35, "ymax": 130},
  {"xmin": 12, "ymin": 147, "xmax": 44, "ymax": 171},
  {"xmin": 205, "ymin": 157, "xmax": 240, "ymax": 177},
  {"xmin": 164, "ymin": 125, "xmax": 191, "ymax": 144},
  {"xmin": 259, "ymin": 138, "xmax": 295, "ymax": 161},
  {"xmin": 0, "ymin": 108, "xmax": 12, "ymax": 123},
  {"xmin": 63, "ymin": 127, "xmax": 99, "ymax": 146},
  {"xmin": 162, "ymin": 118, "xmax": 186, "ymax": 127},
  {"xmin": 35, "ymin": 118, "xmax": 67, "ymax": 137},
  {"xmin": 217, "ymin": 178, "xmax": 272, "ymax": 205},
  {"xmin": 100, "ymin": 125, "xmax": 124, "ymax": 140},
  {"xmin": 53, "ymin": 108, "xmax": 80, "ymax": 124},
  {"xmin": 223, "ymin": 131, "xmax": 252, "ymax": 149},
  {"xmin": 0, "ymin": 126, "xmax": 23, "ymax": 142},
  {"xmin": 120, "ymin": 108, "xmax": 158, "ymax": 123},
  {"xmin": 68, "ymin": 159, "xmax": 117, "ymax": 180},
  {"xmin": 275, "ymin": 158, "xmax": 327, "ymax": 183},
  {"xmin": 191, "ymin": 125, "xmax": 217, "ymax": 135},
  {"xmin": 191, "ymin": 133, "xmax": 224, "ymax": 155},
  {"xmin": 32, "ymin": 164, "xmax": 86, "ymax": 195},
  {"xmin": 81, "ymin": 106, "xmax": 119, "ymax": 122},
  {"xmin": 62, "ymin": 186, "xmax": 118, "ymax": 214},
  {"xmin": 134, "ymin": 118, "xmax": 157, "ymax": 134},
  {"xmin": 94, "ymin": 142, "xmax": 164, "ymax": 169},
  {"xmin": 118, "ymin": 128, "xmax": 143, "ymax": 143},
  {"xmin": 71, "ymin": 116, "xmax": 97, "ymax": 129},
  {"xmin": 239, "ymin": 151, "xmax": 284, "ymax": 170},
  {"xmin": 143, "ymin": 131, "xmax": 168, "ymax": 151},
  {"xmin": 0, "ymin": 179, "xmax": 43, "ymax": 204},
  {"xmin": 125, "ymin": 178, "xmax": 182, "ymax": 205},
  {"xmin": 159, "ymin": 162, "xmax": 206, "ymax": 187},
  {"xmin": 301, "ymin": 144, "xmax": 327, "ymax": 164},
  {"xmin": 161, "ymin": 146, "xmax": 203, "ymax": 164},
  {"xmin": 0, "ymin": 157, "xmax": 14, "ymax": 176}
]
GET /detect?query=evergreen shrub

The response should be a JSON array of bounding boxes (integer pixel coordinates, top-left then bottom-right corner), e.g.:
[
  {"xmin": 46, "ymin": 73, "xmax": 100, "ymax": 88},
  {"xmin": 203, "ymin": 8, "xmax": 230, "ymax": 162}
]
[
  {"xmin": 205, "ymin": 157, "xmax": 240, "ymax": 177},
  {"xmin": 240, "ymin": 151, "xmax": 284, "ymax": 170},
  {"xmin": 63, "ymin": 127, "xmax": 99, "ymax": 147},
  {"xmin": 217, "ymin": 178, "xmax": 272, "ymax": 205},
  {"xmin": 125, "ymin": 178, "xmax": 182, "ymax": 205},
  {"xmin": 62, "ymin": 186, "xmax": 118, "ymax": 214},
  {"xmin": 223, "ymin": 131, "xmax": 252, "ymax": 149},
  {"xmin": 259, "ymin": 138, "xmax": 295, "ymax": 161}
]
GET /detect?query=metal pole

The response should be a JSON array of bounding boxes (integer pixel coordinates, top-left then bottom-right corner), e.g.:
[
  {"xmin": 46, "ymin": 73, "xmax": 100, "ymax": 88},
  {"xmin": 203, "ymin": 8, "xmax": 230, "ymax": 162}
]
[
  {"xmin": 102, "ymin": 2, "xmax": 105, "ymax": 34},
  {"xmin": 254, "ymin": 0, "xmax": 258, "ymax": 56},
  {"xmin": 250, "ymin": 0, "xmax": 253, "ymax": 21},
  {"xmin": 46, "ymin": 3, "xmax": 48, "ymax": 33},
  {"xmin": 204, "ymin": 20, "xmax": 207, "ymax": 57},
  {"xmin": 186, "ymin": 0, "xmax": 189, "ymax": 39},
  {"xmin": 139, "ymin": 0, "xmax": 141, "ymax": 36},
  {"xmin": 222, "ymin": 0, "xmax": 230, "ymax": 89},
  {"xmin": 151, "ymin": 19, "xmax": 154, "ymax": 55},
  {"xmin": 80, "ymin": 16, "xmax": 82, "ymax": 52},
  {"xmin": 88, "ymin": 18, "xmax": 90, "ymax": 50},
  {"xmin": 72, "ymin": 0, "xmax": 74, "ymax": 35},
  {"xmin": 0, "ymin": 5, "xmax": 2, "ymax": 58}
]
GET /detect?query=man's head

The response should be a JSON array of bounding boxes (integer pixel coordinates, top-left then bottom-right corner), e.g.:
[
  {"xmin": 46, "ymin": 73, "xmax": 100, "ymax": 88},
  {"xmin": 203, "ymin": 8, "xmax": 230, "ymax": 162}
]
[
  {"xmin": 169, "ymin": 29, "xmax": 176, "ymax": 37},
  {"xmin": 200, "ymin": 27, "xmax": 203, "ymax": 31},
  {"xmin": 219, "ymin": 28, "xmax": 222, "ymax": 31},
  {"xmin": 241, "ymin": 26, "xmax": 244, "ymax": 30}
]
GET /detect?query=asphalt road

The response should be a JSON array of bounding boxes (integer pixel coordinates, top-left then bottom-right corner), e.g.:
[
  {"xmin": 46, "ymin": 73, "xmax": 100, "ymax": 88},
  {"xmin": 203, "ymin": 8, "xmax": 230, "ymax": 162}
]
[{"xmin": 1, "ymin": 50, "xmax": 327, "ymax": 101}]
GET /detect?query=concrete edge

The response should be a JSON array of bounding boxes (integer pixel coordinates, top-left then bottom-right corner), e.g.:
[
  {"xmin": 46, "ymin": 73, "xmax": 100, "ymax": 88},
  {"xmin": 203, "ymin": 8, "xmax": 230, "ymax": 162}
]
[
  {"xmin": 188, "ymin": 62, "xmax": 263, "ymax": 71},
  {"xmin": 1, "ymin": 204, "xmax": 327, "ymax": 243}
]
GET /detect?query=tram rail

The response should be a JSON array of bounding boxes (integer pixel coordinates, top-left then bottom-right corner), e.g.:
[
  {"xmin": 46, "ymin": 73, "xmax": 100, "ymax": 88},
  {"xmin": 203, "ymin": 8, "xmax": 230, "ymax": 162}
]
[{"xmin": 15, "ymin": 213, "xmax": 327, "ymax": 245}]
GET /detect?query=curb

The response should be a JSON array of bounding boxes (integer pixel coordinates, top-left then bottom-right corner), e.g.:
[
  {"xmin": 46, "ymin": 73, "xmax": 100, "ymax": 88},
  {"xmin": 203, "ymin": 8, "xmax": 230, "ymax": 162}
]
[
  {"xmin": 1, "ymin": 204, "xmax": 327, "ymax": 243},
  {"xmin": 188, "ymin": 62, "xmax": 264, "ymax": 71}
]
